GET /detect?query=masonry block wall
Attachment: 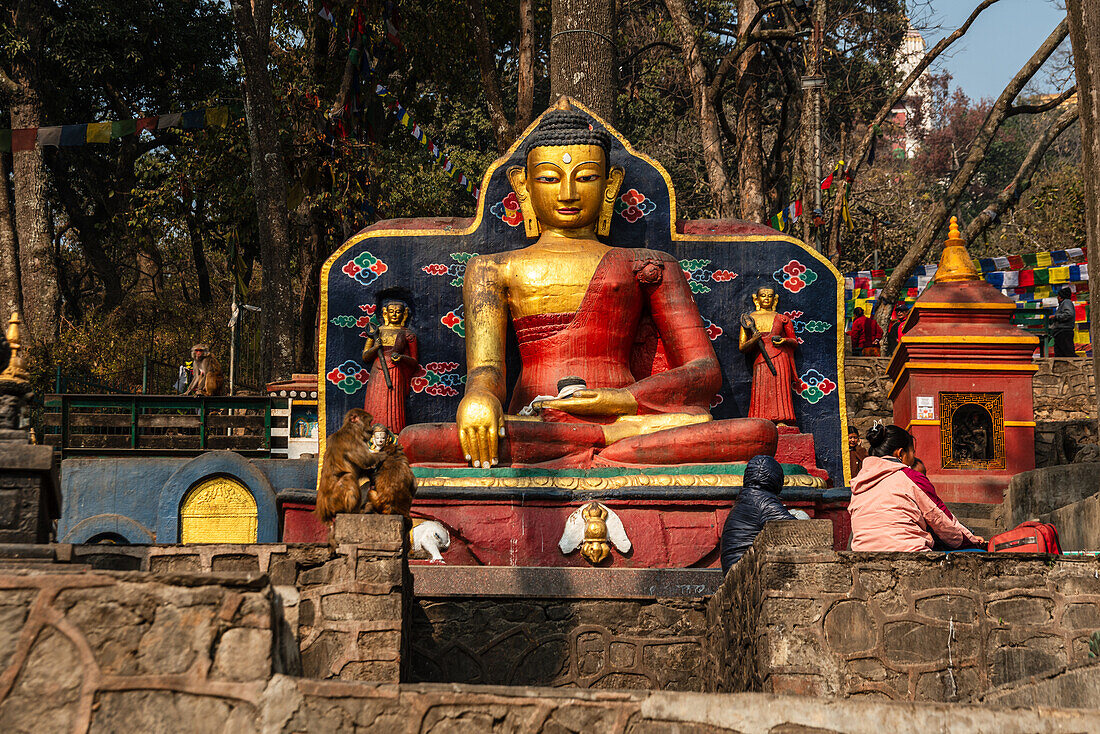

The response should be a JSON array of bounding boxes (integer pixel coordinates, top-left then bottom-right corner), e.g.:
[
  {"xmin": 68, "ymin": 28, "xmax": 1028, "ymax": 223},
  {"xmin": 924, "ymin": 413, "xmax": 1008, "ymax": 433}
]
[
  {"xmin": 707, "ymin": 520, "xmax": 1100, "ymax": 702},
  {"xmin": 55, "ymin": 513, "xmax": 411, "ymax": 683},
  {"xmin": 0, "ymin": 569, "xmax": 276, "ymax": 732}
]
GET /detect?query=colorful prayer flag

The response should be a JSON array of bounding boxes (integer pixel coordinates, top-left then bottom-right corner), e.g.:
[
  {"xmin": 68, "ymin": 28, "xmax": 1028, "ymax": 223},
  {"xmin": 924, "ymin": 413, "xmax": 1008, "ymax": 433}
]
[
  {"xmin": 318, "ymin": 2, "xmax": 335, "ymax": 24},
  {"xmin": 86, "ymin": 122, "xmax": 111, "ymax": 143},
  {"xmin": 157, "ymin": 113, "xmax": 182, "ymax": 130},
  {"xmin": 11, "ymin": 129, "xmax": 37, "ymax": 151},
  {"xmin": 36, "ymin": 127, "xmax": 62, "ymax": 147},
  {"xmin": 60, "ymin": 125, "xmax": 87, "ymax": 146},
  {"xmin": 181, "ymin": 110, "xmax": 205, "ymax": 129},
  {"xmin": 111, "ymin": 119, "xmax": 137, "ymax": 138},
  {"xmin": 205, "ymin": 107, "xmax": 228, "ymax": 127}
]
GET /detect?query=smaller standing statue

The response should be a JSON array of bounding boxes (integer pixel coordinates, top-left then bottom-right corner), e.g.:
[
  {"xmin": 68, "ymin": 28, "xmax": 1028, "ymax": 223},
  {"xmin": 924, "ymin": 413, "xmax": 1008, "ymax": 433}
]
[
  {"xmin": 362, "ymin": 297, "xmax": 419, "ymax": 433},
  {"xmin": 739, "ymin": 286, "xmax": 798, "ymax": 426}
]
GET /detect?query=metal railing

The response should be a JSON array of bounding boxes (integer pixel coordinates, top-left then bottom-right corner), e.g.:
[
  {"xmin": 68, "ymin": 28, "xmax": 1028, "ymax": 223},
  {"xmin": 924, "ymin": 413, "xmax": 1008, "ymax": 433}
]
[{"xmin": 42, "ymin": 394, "xmax": 288, "ymax": 458}]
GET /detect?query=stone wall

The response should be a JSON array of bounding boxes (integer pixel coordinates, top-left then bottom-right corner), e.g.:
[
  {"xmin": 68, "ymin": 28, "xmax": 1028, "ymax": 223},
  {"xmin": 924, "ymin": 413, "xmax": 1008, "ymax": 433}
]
[
  {"xmin": 844, "ymin": 356, "xmax": 1097, "ymax": 468},
  {"xmin": 707, "ymin": 520, "xmax": 1100, "ymax": 702},
  {"xmin": 999, "ymin": 463, "xmax": 1100, "ymax": 540},
  {"xmin": 844, "ymin": 357, "xmax": 894, "ymax": 438},
  {"xmin": 22, "ymin": 514, "xmax": 411, "ymax": 683},
  {"xmin": 410, "ymin": 567, "xmax": 720, "ymax": 691},
  {"xmin": 0, "ymin": 569, "xmax": 275, "ymax": 732}
]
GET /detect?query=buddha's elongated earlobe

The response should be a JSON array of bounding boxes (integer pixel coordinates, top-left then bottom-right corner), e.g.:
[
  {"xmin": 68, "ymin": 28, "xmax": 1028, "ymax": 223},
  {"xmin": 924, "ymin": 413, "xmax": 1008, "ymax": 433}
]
[
  {"xmin": 507, "ymin": 166, "xmax": 540, "ymax": 238},
  {"xmin": 597, "ymin": 166, "xmax": 625, "ymax": 237}
]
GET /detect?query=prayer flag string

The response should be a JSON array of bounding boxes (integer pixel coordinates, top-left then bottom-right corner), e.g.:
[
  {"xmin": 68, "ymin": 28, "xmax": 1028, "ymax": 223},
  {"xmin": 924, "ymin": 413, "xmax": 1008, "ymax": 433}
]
[{"xmin": 0, "ymin": 105, "xmax": 240, "ymax": 153}]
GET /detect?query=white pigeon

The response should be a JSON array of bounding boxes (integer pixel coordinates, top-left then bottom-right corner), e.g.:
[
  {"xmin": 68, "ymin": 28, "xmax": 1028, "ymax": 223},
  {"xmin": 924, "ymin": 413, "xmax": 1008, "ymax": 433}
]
[
  {"xmin": 559, "ymin": 502, "xmax": 631, "ymax": 555},
  {"xmin": 411, "ymin": 520, "xmax": 451, "ymax": 562}
]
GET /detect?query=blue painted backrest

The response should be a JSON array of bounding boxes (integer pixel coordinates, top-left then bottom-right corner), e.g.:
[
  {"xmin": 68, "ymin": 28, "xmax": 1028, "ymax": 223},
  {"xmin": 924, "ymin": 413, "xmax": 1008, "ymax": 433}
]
[{"xmin": 320, "ymin": 102, "xmax": 848, "ymax": 483}]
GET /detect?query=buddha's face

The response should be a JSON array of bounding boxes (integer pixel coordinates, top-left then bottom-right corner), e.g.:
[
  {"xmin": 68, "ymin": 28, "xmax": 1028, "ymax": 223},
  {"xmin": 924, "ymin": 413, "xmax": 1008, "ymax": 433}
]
[
  {"xmin": 755, "ymin": 288, "xmax": 778, "ymax": 311},
  {"xmin": 382, "ymin": 302, "xmax": 406, "ymax": 326},
  {"xmin": 524, "ymin": 145, "xmax": 607, "ymax": 231}
]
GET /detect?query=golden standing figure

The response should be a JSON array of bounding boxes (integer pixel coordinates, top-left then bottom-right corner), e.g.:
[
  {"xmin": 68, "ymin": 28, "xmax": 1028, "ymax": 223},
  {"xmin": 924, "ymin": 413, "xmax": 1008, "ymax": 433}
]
[
  {"xmin": 739, "ymin": 287, "xmax": 798, "ymax": 426},
  {"xmin": 399, "ymin": 98, "xmax": 778, "ymax": 468},
  {"xmin": 362, "ymin": 298, "xmax": 418, "ymax": 433}
]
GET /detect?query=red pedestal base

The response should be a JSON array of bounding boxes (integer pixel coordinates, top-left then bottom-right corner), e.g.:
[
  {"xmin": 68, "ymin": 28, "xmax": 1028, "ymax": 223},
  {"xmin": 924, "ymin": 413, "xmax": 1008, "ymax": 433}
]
[{"xmin": 280, "ymin": 491, "xmax": 851, "ymax": 566}]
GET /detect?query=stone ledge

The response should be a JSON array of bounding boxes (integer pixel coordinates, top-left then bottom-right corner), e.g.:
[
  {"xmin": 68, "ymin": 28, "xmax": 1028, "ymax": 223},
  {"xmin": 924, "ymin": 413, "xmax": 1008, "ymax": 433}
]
[
  {"xmin": 266, "ymin": 677, "xmax": 1100, "ymax": 732},
  {"xmin": 412, "ymin": 566, "xmax": 724, "ymax": 598}
]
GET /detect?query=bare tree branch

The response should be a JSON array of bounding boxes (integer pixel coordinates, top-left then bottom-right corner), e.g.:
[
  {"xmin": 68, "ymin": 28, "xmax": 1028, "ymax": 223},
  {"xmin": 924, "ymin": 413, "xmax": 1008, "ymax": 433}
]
[
  {"xmin": 826, "ymin": 0, "xmax": 1006, "ymax": 256},
  {"xmin": 966, "ymin": 105, "xmax": 1079, "ymax": 242},
  {"xmin": 872, "ymin": 17, "xmax": 1070, "ymax": 329},
  {"xmin": 708, "ymin": 0, "xmax": 786, "ymax": 103},
  {"xmin": 1007, "ymin": 85, "xmax": 1077, "ymax": 117}
]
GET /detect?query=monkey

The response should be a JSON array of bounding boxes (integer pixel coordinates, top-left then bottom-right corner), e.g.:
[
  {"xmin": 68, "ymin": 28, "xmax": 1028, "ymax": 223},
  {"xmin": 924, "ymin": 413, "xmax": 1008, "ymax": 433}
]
[
  {"xmin": 315, "ymin": 408, "xmax": 385, "ymax": 523},
  {"xmin": 364, "ymin": 426, "xmax": 417, "ymax": 518},
  {"xmin": 184, "ymin": 343, "xmax": 225, "ymax": 396}
]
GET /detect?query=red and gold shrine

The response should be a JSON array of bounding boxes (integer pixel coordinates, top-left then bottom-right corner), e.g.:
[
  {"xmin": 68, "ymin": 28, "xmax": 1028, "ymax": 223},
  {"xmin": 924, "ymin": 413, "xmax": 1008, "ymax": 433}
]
[{"xmin": 889, "ymin": 217, "xmax": 1038, "ymax": 504}]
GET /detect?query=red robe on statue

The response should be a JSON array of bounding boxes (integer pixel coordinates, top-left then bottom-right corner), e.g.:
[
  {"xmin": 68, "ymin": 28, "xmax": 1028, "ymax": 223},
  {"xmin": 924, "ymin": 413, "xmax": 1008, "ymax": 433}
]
[
  {"xmin": 363, "ymin": 332, "xmax": 418, "ymax": 432},
  {"xmin": 748, "ymin": 314, "xmax": 797, "ymax": 424}
]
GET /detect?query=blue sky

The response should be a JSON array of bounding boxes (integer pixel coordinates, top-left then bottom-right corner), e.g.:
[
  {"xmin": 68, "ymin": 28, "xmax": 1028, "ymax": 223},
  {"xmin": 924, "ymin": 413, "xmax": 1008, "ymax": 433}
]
[{"xmin": 915, "ymin": 0, "xmax": 1069, "ymax": 100}]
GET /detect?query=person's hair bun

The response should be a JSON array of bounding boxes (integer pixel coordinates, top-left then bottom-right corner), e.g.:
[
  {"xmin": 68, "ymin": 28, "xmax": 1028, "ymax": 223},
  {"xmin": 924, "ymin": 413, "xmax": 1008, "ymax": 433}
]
[{"xmin": 866, "ymin": 423, "xmax": 886, "ymax": 448}]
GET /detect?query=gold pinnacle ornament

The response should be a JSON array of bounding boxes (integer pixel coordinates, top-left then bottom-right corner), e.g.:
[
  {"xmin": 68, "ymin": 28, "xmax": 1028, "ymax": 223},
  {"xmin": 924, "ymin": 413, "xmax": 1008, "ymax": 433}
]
[
  {"xmin": 934, "ymin": 216, "xmax": 980, "ymax": 283},
  {"xmin": 0, "ymin": 313, "xmax": 29, "ymax": 383}
]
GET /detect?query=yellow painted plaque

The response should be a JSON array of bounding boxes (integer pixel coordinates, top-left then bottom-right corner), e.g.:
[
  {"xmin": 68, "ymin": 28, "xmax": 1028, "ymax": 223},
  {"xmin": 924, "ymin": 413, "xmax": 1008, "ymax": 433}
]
[{"xmin": 180, "ymin": 476, "xmax": 258, "ymax": 544}]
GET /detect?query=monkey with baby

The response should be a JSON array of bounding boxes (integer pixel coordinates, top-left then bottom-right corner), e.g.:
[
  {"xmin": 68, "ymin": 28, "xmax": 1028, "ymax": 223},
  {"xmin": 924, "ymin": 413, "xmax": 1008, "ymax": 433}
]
[{"xmin": 316, "ymin": 408, "xmax": 416, "ymax": 524}]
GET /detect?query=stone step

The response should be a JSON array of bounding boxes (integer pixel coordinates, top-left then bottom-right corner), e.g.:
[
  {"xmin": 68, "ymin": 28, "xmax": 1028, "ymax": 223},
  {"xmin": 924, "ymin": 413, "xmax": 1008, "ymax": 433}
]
[{"xmin": 946, "ymin": 502, "xmax": 998, "ymax": 519}]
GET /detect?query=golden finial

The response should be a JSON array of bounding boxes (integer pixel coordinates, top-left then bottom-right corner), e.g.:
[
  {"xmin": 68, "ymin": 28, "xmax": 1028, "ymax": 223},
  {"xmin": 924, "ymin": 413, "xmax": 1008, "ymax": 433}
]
[
  {"xmin": 934, "ymin": 215, "xmax": 979, "ymax": 283},
  {"xmin": 0, "ymin": 312, "xmax": 29, "ymax": 382}
]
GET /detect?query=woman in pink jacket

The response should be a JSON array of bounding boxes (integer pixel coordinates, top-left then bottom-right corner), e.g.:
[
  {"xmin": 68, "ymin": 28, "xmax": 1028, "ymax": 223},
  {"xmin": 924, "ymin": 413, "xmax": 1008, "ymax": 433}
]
[{"xmin": 849, "ymin": 424, "xmax": 984, "ymax": 551}]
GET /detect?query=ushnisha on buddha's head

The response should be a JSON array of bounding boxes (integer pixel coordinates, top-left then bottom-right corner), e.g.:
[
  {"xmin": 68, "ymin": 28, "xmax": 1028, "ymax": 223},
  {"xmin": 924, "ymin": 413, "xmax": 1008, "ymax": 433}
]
[{"xmin": 507, "ymin": 98, "xmax": 625, "ymax": 238}]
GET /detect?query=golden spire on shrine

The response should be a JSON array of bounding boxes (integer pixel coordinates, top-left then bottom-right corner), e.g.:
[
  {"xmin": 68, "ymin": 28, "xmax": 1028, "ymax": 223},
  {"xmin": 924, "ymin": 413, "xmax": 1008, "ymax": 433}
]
[{"xmin": 934, "ymin": 216, "xmax": 980, "ymax": 283}]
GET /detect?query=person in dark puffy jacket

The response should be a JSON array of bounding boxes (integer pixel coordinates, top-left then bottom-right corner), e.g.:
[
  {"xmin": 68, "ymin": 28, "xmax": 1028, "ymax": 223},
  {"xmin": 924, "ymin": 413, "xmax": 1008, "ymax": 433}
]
[{"xmin": 720, "ymin": 455, "xmax": 795, "ymax": 571}]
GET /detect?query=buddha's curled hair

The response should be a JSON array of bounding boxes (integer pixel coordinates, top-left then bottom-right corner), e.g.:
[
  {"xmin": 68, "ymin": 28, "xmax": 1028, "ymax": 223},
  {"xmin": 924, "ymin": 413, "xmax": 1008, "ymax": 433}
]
[{"xmin": 523, "ymin": 108, "xmax": 612, "ymax": 160}]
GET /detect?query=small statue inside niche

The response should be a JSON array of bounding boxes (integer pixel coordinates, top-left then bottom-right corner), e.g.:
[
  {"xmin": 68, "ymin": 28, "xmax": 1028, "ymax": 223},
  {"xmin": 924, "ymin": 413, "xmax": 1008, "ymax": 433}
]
[
  {"xmin": 739, "ymin": 286, "xmax": 798, "ymax": 427},
  {"xmin": 362, "ymin": 294, "xmax": 419, "ymax": 433}
]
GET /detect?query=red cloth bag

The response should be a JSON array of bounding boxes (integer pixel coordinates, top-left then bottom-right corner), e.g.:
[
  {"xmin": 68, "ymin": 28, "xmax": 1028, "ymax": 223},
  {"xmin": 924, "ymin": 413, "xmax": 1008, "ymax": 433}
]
[{"xmin": 987, "ymin": 521, "xmax": 1062, "ymax": 554}]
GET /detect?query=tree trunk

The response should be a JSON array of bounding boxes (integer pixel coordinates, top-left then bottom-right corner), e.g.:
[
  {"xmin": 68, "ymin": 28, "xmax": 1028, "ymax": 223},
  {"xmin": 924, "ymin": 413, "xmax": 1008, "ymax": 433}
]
[
  {"xmin": 6, "ymin": 0, "xmax": 59, "ymax": 344},
  {"xmin": 516, "ymin": 0, "xmax": 535, "ymax": 131},
  {"xmin": 1067, "ymin": 0, "xmax": 1100, "ymax": 419},
  {"xmin": 230, "ymin": 0, "xmax": 297, "ymax": 381},
  {"xmin": 0, "ymin": 153, "xmax": 21, "ymax": 319},
  {"xmin": 872, "ymin": 18, "xmax": 1069, "ymax": 331},
  {"xmin": 735, "ymin": 0, "xmax": 766, "ymax": 223},
  {"xmin": 550, "ymin": 0, "xmax": 616, "ymax": 122},
  {"xmin": 296, "ymin": 216, "xmax": 324, "ymax": 373},
  {"xmin": 665, "ymin": 0, "xmax": 736, "ymax": 216}
]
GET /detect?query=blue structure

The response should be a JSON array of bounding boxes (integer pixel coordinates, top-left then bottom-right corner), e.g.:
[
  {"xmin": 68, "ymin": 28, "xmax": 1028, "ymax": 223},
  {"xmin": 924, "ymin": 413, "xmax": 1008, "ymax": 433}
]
[{"xmin": 59, "ymin": 452, "xmax": 316, "ymax": 544}]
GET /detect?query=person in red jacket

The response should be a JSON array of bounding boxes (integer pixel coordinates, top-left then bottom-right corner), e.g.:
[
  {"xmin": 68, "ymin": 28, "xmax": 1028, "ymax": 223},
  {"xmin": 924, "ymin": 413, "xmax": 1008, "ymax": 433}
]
[{"xmin": 849, "ymin": 308, "xmax": 883, "ymax": 356}]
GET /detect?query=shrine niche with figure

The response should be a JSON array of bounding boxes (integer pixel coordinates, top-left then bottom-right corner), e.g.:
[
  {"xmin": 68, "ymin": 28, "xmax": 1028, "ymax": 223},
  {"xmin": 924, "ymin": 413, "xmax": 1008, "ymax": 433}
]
[
  {"xmin": 311, "ymin": 98, "xmax": 849, "ymax": 565},
  {"xmin": 940, "ymin": 393, "xmax": 1005, "ymax": 470}
]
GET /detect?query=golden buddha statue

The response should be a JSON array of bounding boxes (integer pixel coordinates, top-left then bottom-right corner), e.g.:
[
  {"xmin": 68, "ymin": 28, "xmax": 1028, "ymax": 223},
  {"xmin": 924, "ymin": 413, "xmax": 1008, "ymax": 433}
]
[{"xmin": 399, "ymin": 100, "xmax": 777, "ymax": 468}]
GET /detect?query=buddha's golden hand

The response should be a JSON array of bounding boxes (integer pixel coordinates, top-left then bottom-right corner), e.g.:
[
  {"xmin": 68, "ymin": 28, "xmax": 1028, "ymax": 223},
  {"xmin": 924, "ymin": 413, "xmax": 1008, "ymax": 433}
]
[
  {"xmin": 537, "ymin": 388, "xmax": 638, "ymax": 416},
  {"xmin": 457, "ymin": 389, "xmax": 506, "ymax": 467}
]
